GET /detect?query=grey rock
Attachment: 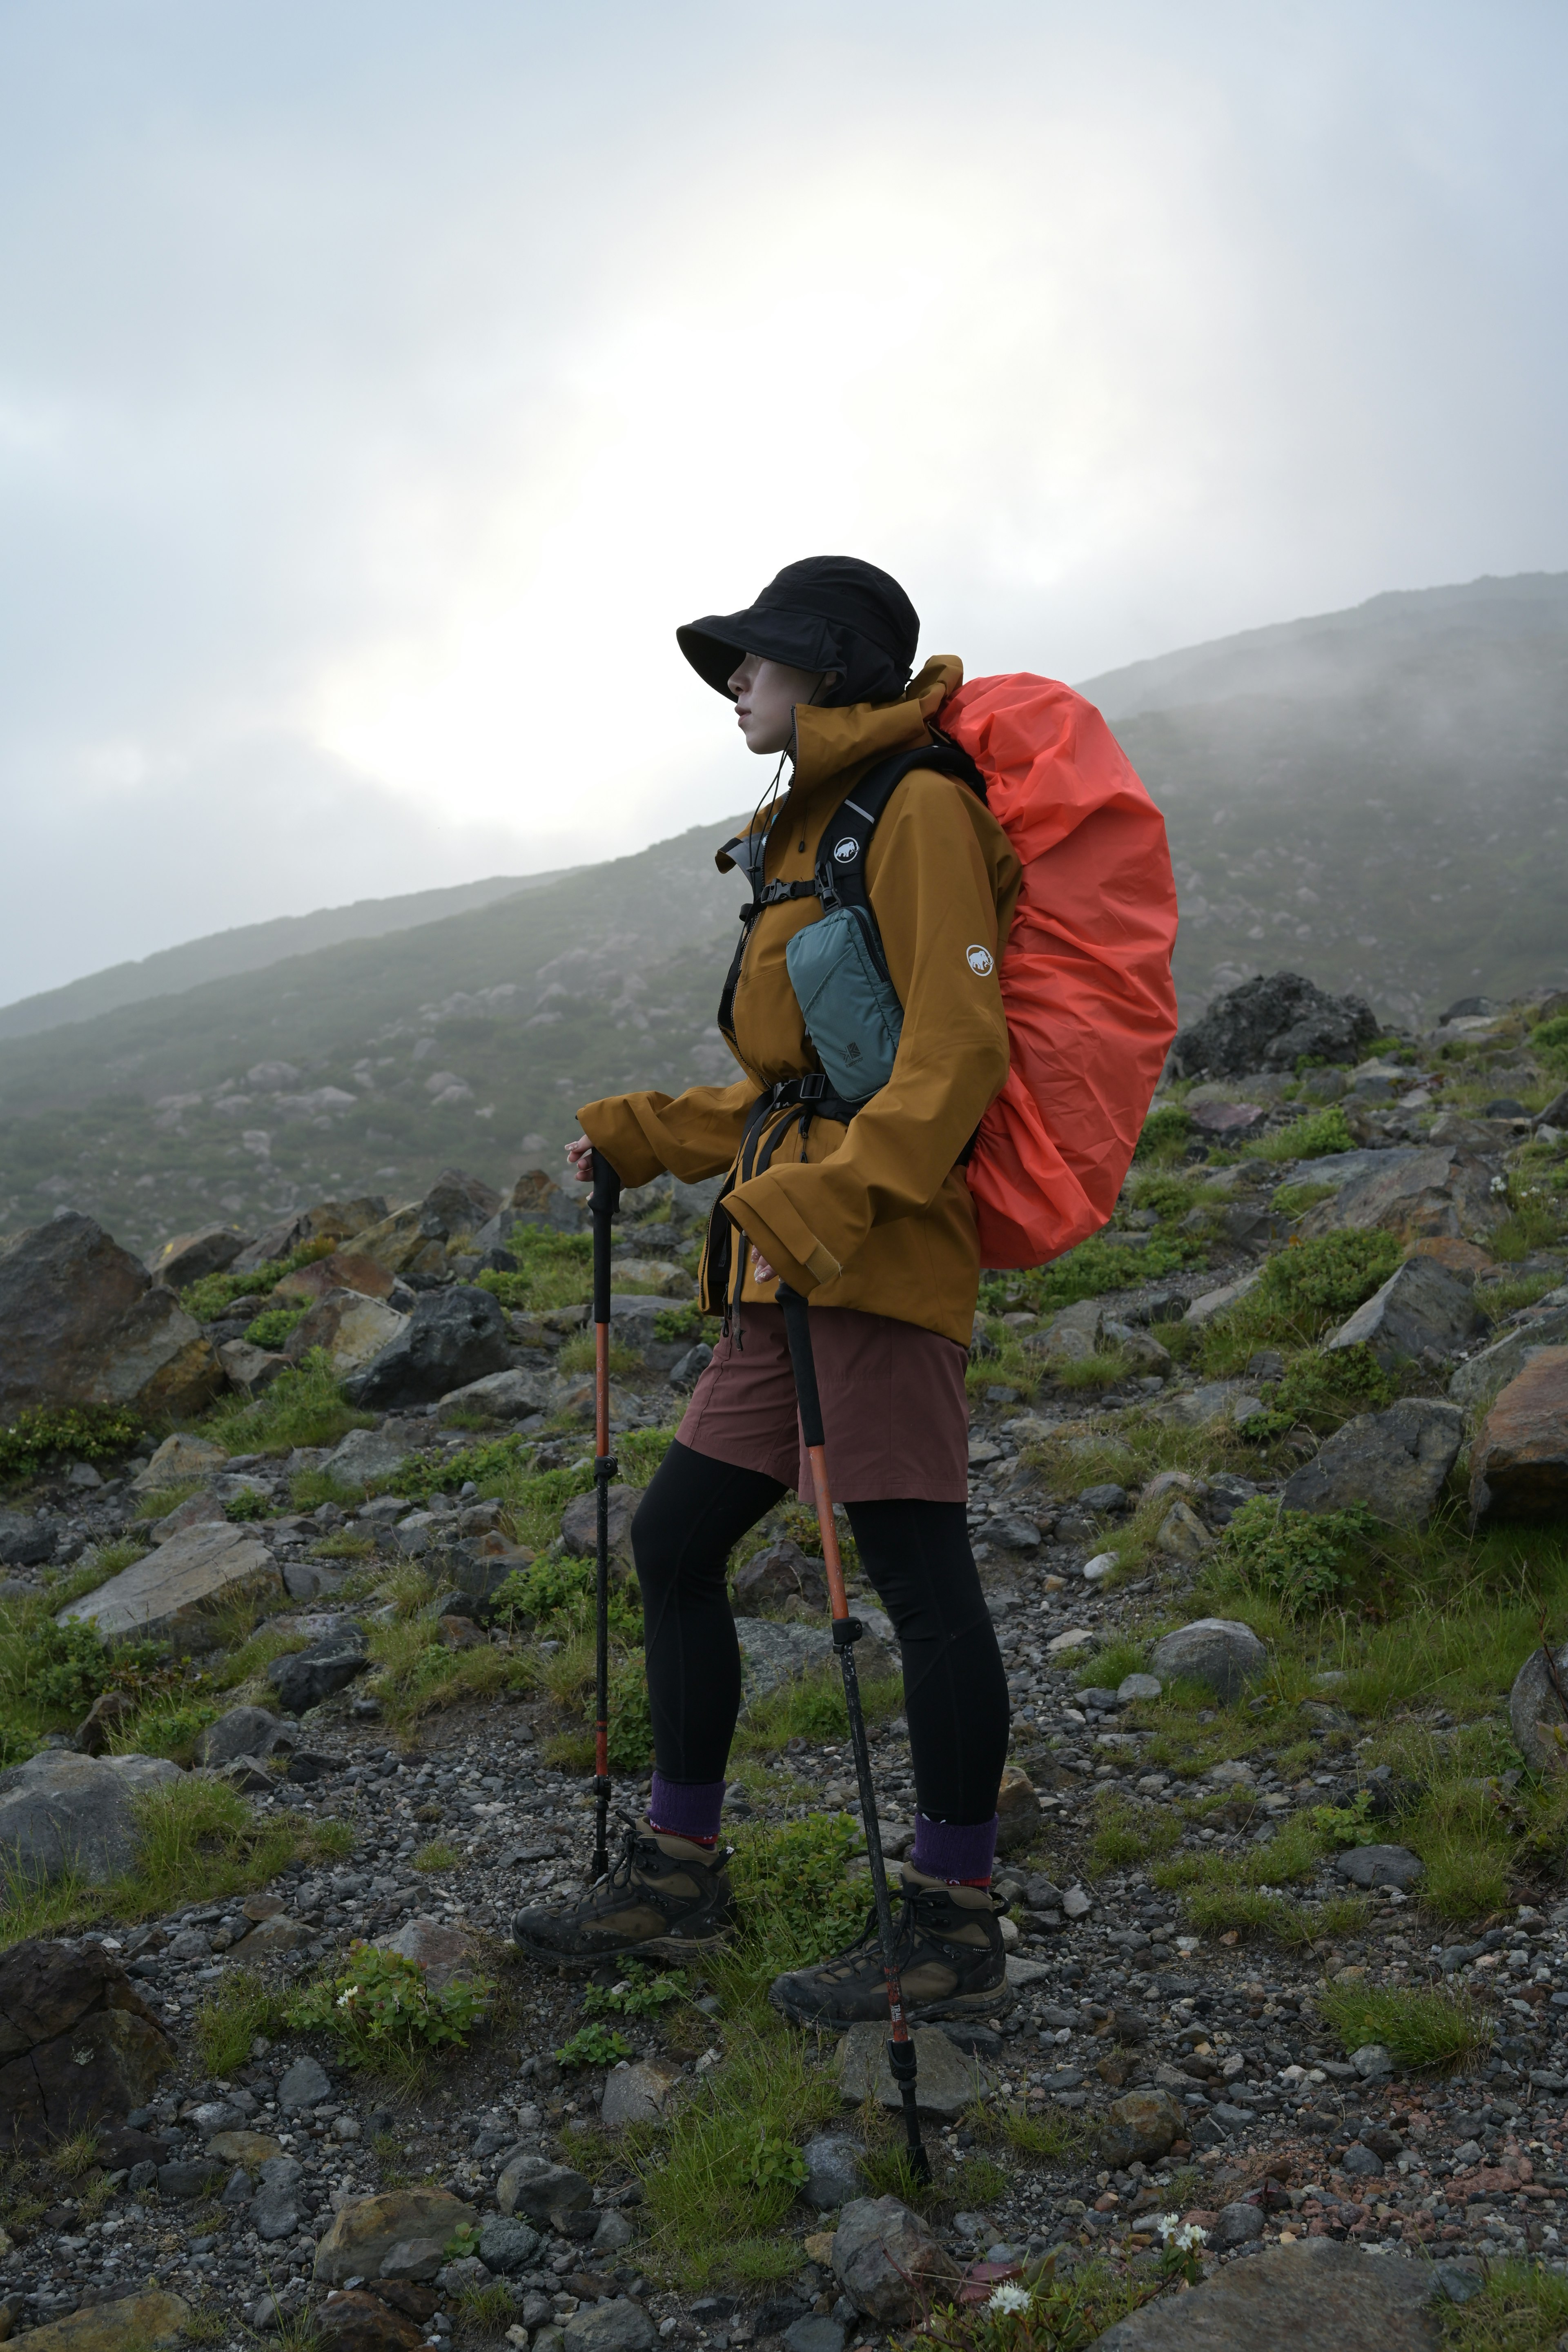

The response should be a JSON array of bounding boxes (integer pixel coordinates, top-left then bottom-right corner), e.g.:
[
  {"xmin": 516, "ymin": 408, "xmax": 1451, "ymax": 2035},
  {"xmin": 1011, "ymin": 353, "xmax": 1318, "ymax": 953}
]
[
  {"xmin": 1341, "ymin": 2143, "xmax": 1385, "ymax": 2176},
  {"xmin": 1334, "ymin": 1845, "xmax": 1423, "ymax": 1890},
  {"xmin": 166, "ymin": 1929, "xmax": 213, "ymax": 1962},
  {"xmin": 221, "ymin": 2165, "xmax": 254, "ymax": 2208},
  {"xmin": 560, "ymin": 1484, "xmax": 641, "ymax": 1561},
  {"xmin": 835, "ymin": 2022, "xmax": 989, "ymax": 2120},
  {"xmin": 192, "ymin": 1704, "xmax": 291, "ymax": 1768},
  {"xmin": 1100, "ymin": 2089, "xmax": 1185, "ymax": 2165},
  {"xmin": 736, "ymin": 1617, "xmax": 835, "ymax": 1706},
  {"xmin": 436, "ymin": 1368, "xmax": 551, "ymax": 1424},
  {"xmin": 321, "ymin": 1426, "xmax": 418, "ymax": 1491},
  {"xmin": 157, "ymin": 2158, "xmax": 226, "ymax": 2199},
  {"xmin": 563, "ymin": 2303, "xmax": 655, "ymax": 2352},
  {"xmin": 0, "ymin": 1750, "xmax": 179, "ymax": 1889},
  {"xmin": 1510, "ymin": 1640, "xmax": 1568, "ymax": 1771},
  {"xmin": 669, "ymin": 1343, "xmax": 713, "ymax": 1388},
  {"xmin": 592, "ymin": 2207, "xmax": 635, "ymax": 2253},
  {"xmin": 58, "ymin": 1521, "xmax": 278, "ymax": 1652},
  {"xmin": 277, "ymin": 2054, "xmax": 332, "ymax": 2115},
  {"xmin": 1328, "ymin": 1256, "xmax": 1480, "ymax": 1368},
  {"xmin": 344, "ymin": 1286, "xmax": 512, "ymax": 1410},
  {"xmin": 1211, "ymin": 2200, "xmax": 1266, "ymax": 2247},
  {"xmin": 1281, "ymin": 1399, "xmax": 1465, "ymax": 1530},
  {"xmin": 0, "ymin": 1209, "xmax": 222, "ymax": 1422},
  {"xmin": 731, "ymin": 1539, "xmax": 829, "ymax": 1617},
  {"xmin": 495, "ymin": 2154, "xmax": 593, "ymax": 2226},
  {"xmin": 1170, "ymin": 973, "xmax": 1378, "ymax": 1079},
  {"xmin": 270, "ymin": 1629, "xmax": 371, "ymax": 1715},
  {"xmin": 1078, "ymin": 1483, "xmax": 1128, "ymax": 1513},
  {"xmin": 147, "ymin": 1223, "xmax": 250, "ymax": 1288},
  {"xmin": 784, "ymin": 2322, "xmax": 845, "ymax": 2352},
  {"xmin": 599, "ymin": 2060, "xmax": 678, "ymax": 2128},
  {"xmin": 831, "ymin": 2196, "xmax": 960, "ymax": 2324},
  {"xmin": 1118, "ymin": 1674, "xmax": 1162, "ymax": 1702},
  {"xmin": 1150, "ymin": 1381, "xmax": 1262, "ymax": 1427},
  {"xmin": 1297, "ymin": 1147, "xmax": 1499, "ymax": 1246},
  {"xmin": 1350, "ymin": 2042, "xmax": 1394, "ymax": 2079},
  {"xmin": 0, "ymin": 1513, "xmax": 54, "ymax": 1569},
  {"xmin": 439, "ymin": 2256, "xmax": 493, "ymax": 2296},
  {"xmin": 1450, "ymin": 1304, "xmax": 1568, "ymax": 1405},
  {"xmin": 379, "ymin": 2235, "xmax": 447, "ymax": 2281},
  {"xmin": 252, "ymin": 2185, "xmax": 301, "ymax": 2240},
  {"xmin": 1149, "ymin": 1617, "xmax": 1267, "ymax": 1704},
  {"xmin": 1090, "ymin": 2236, "xmax": 1442, "ymax": 2350},
  {"xmin": 800, "ymin": 2133, "xmax": 865, "ymax": 2211}
]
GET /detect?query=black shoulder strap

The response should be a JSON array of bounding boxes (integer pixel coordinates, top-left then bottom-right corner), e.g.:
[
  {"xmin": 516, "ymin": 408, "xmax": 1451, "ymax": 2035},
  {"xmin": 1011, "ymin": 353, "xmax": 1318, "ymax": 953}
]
[{"xmin": 813, "ymin": 740, "xmax": 986, "ymax": 926}]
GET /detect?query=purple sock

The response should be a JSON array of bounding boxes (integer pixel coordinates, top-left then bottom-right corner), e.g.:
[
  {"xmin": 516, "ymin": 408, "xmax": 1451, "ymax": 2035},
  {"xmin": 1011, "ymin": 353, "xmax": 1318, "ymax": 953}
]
[
  {"xmin": 909, "ymin": 1810, "xmax": 998, "ymax": 1886},
  {"xmin": 648, "ymin": 1772, "xmax": 725, "ymax": 1847}
]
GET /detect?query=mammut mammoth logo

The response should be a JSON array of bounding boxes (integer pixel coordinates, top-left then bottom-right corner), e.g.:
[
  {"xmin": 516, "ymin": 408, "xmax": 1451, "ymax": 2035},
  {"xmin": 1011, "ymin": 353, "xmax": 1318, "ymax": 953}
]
[
  {"xmin": 833, "ymin": 837, "xmax": 860, "ymax": 864},
  {"xmin": 966, "ymin": 944, "xmax": 995, "ymax": 976}
]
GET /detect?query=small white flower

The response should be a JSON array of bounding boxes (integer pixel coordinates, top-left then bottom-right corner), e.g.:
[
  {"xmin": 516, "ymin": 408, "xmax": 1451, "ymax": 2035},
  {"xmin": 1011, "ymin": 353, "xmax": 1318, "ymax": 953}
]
[
  {"xmin": 1155, "ymin": 2213, "xmax": 1181, "ymax": 2240},
  {"xmin": 985, "ymin": 2284, "xmax": 1031, "ymax": 2314},
  {"xmin": 1176, "ymin": 2224, "xmax": 1209, "ymax": 2252}
]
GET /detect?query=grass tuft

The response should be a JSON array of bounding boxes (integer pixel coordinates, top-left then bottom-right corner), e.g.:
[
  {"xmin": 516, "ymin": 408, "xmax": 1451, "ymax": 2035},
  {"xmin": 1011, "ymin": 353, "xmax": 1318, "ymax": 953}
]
[{"xmin": 1317, "ymin": 1982, "xmax": 1486, "ymax": 2073}]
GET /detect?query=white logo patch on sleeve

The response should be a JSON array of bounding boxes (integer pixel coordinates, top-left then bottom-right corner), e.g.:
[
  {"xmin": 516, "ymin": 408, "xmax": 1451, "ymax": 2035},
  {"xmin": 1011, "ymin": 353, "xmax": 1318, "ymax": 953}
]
[
  {"xmin": 833, "ymin": 837, "xmax": 860, "ymax": 863},
  {"xmin": 966, "ymin": 944, "xmax": 995, "ymax": 976}
]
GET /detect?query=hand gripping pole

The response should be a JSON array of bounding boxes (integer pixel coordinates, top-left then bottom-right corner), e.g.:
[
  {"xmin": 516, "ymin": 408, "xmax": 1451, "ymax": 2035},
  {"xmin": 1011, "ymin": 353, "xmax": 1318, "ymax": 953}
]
[
  {"xmin": 776, "ymin": 1282, "xmax": 928, "ymax": 2180},
  {"xmin": 590, "ymin": 1149, "xmax": 623, "ymax": 1883}
]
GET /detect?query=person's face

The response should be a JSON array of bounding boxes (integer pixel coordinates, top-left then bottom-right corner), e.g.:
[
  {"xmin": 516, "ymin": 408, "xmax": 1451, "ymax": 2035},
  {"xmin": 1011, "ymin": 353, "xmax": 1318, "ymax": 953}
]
[{"xmin": 727, "ymin": 653, "xmax": 830, "ymax": 754}]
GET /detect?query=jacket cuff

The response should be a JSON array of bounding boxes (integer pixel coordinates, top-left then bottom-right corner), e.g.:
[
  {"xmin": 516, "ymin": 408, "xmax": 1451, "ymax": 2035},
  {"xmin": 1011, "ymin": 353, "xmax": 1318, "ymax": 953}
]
[
  {"xmin": 576, "ymin": 1098, "xmax": 666, "ymax": 1189},
  {"xmin": 725, "ymin": 1174, "xmax": 842, "ymax": 1292}
]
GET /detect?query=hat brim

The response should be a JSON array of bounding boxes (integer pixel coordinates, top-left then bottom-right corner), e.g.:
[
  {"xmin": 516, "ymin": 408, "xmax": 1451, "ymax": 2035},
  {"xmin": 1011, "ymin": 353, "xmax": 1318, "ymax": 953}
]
[{"xmin": 677, "ymin": 608, "xmax": 837, "ymax": 698}]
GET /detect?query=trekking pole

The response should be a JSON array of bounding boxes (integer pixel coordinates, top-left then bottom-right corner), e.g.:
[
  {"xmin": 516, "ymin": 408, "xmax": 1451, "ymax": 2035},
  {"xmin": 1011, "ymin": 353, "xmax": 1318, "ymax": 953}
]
[
  {"xmin": 590, "ymin": 1149, "xmax": 623, "ymax": 1883},
  {"xmin": 776, "ymin": 1281, "xmax": 928, "ymax": 2182}
]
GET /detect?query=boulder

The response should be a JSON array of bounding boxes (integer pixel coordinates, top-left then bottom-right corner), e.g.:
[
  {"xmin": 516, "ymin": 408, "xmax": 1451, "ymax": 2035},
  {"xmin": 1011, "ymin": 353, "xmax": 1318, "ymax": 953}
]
[
  {"xmin": 835, "ymin": 2022, "xmax": 990, "ymax": 2120},
  {"xmin": 147, "ymin": 1490, "xmax": 228, "ymax": 1544},
  {"xmin": 0, "ymin": 1753, "xmax": 180, "ymax": 1891},
  {"xmin": 1180, "ymin": 1270, "xmax": 1265, "ymax": 1329},
  {"xmin": 285, "ymin": 1292, "xmax": 409, "ymax": 1374},
  {"xmin": 0, "ymin": 1935, "xmax": 176, "ymax": 2150},
  {"xmin": 831, "ymin": 2196, "xmax": 960, "ymax": 2323},
  {"xmin": 560, "ymin": 1485, "xmax": 641, "ymax": 1559},
  {"xmin": 1027, "ymin": 1297, "xmax": 1105, "ymax": 1363},
  {"xmin": 732, "ymin": 1539, "xmax": 829, "ymax": 1616},
  {"xmin": 995, "ymin": 1764, "xmax": 1042, "ymax": 1853},
  {"xmin": 436, "ymin": 1367, "xmax": 551, "ymax": 1425},
  {"xmin": 1151, "ymin": 1381, "xmax": 1262, "ymax": 1428},
  {"xmin": 316, "ymin": 2290, "xmax": 428, "ymax": 2352},
  {"xmin": 502, "ymin": 1166, "xmax": 585, "ymax": 1234},
  {"xmin": 270, "ymin": 1628, "xmax": 372, "ymax": 1715},
  {"xmin": 377, "ymin": 1916, "xmax": 483, "ymax": 1993},
  {"xmin": 1155, "ymin": 1498, "xmax": 1213, "ymax": 1561},
  {"xmin": 1334, "ymin": 1844, "xmax": 1423, "ymax": 1891},
  {"xmin": 1327, "ymin": 1256, "xmax": 1480, "ymax": 1368},
  {"xmin": 231, "ymin": 1197, "xmax": 388, "ymax": 1276},
  {"xmin": 421, "ymin": 1167, "xmax": 502, "ymax": 1238},
  {"xmin": 800, "ymin": 2134, "xmax": 865, "ymax": 2211},
  {"xmin": 69, "ymin": 1688, "xmax": 138, "ymax": 1755},
  {"xmin": 315, "ymin": 2187, "xmax": 478, "ymax": 2287},
  {"xmin": 1149, "ymin": 1619, "xmax": 1267, "ymax": 1704},
  {"xmin": 345, "ymin": 1205, "xmax": 451, "ymax": 1282},
  {"xmin": 736, "ymin": 1618, "xmax": 835, "ymax": 1708},
  {"xmin": 1509, "ymin": 1640, "xmax": 1568, "ymax": 1771},
  {"xmin": 146, "ymin": 1225, "xmax": 250, "ymax": 1288},
  {"xmin": 496, "ymin": 2155, "xmax": 593, "ymax": 2228},
  {"xmin": 192, "ymin": 1705, "xmax": 292, "ymax": 1768},
  {"xmin": 1281, "ymin": 1399, "xmax": 1465, "ymax": 1530},
  {"xmin": 0, "ymin": 1512, "xmax": 54, "ymax": 1568},
  {"xmin": 1210, "ymin": 2201, "xmax": 1267, "ymax": 2249},
  {"xmin": 1297, "ymin": 1148, "xmax": 1499, "ymax": 1243},
  {"xmin": 58, "ymin": 1523, "xmax": 278, "ymax": 1651},
  {"xmin": 322, "ymin": 1425, "xmax": 417, "ymax": 1491},
  {"xmin": 477, "ymin": 2216, "xmax": 541, "ymax": 2273},
  {"xmin": 0, "ymin": 1213, "xmax": 223, "ymax": 1421},
  {"xmin": 1092, "ymin": 2234, "xmax": 1444, "ymax": 2349},
  {"xmin": 562, "ymin": 2303, "xmax": 656, "ymax": 2352},
  {"xmin": 7, "ymin": 2291, "xmax": 190, "ymax": 2352},
  {"xmin": 1100, "ymin": 2087, "xmax": 1185, "ymax": 2165},
  {"xmin": 1449, "ymin": 1303, "xmax": 1568, "ymax": 1405},
  {"xmin": 132, "ymin": 1433, "xmax": 229, "ymax": 1492},
  {"xmin": 1170, "ymin": 973, "xmax": 1379, "ymax": 1078},
  {"xmin": 273, "ymin": 1250, "xmax": 396, "ymax": 1305},
  {"xmin": 599, "ymin": 2059, "xmax": 679, "ymax": 2128},
  {"xmin": 1470, "ymin": 1350, "xmax": 1568, "ymax": 1524},
  {"xmin": 345, "ymin": 1287, "xmax": 511, "ymax": 1410},
  {"xmin": 218, "ymin": 1338, "xmax": 291, "ymax": 1396}
]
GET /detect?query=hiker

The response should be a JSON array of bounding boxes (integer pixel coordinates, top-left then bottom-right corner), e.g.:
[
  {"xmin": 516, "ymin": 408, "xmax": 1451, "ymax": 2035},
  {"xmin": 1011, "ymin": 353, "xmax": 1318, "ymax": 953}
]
[{"xmin": 512, "ymin": 555, "xmax": 1026, "ymax": 2024}]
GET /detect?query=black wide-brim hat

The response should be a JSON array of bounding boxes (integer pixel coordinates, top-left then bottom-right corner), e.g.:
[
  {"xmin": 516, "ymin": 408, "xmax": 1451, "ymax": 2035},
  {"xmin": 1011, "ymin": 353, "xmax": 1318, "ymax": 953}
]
[{"xmin": 677, "ymin": 555, "xmax": 919, "ymax": 709}]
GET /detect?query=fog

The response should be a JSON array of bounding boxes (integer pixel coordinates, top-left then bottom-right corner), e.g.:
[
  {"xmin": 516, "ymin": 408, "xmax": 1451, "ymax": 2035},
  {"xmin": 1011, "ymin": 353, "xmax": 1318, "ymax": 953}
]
[{"xmin": 1, "ymin": 1, "xmax": 1566, "ymax": 1005}]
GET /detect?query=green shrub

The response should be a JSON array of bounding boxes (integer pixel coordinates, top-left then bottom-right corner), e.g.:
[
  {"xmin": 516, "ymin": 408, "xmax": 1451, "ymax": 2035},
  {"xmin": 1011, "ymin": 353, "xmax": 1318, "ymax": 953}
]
[
  {"xmin": 475, "ymin": 1226, "xmax": 592, "ymax": 1316},
  {"xmin": 1270, "ymin": 1180, "xmax": 1339, "ymax": 1220},
  {"xmin": 1239, "ymin": 1342, "xmax": 1397, "ymax": 1439},
  {"xmin": 201, "ymin": 1350, "xmax": 372, "ymax": 1456},
  {"xmin": 179, "ymin": 1237, "xmax": 334, "ymax": 1324},
  {"xmin": 1244, "ymin": 1104, "xmax": 1355, "ymax": 1163},
  {"xmin": 287, "ymin": 1944, "xmax": 491, "ymax": 2062},
  {"xmin": 597, "ymin": 1653, "xmax": 655, "ymax": 1773},
  {"xmin": 584, "ymin": 1963, "xmax": 687, "ymax": 2018},
  {"xmin": 725, "ymin": 1815, "xmax": 869, "ymax": 1982},
  {"xmin": 1531, "ymin": 1013, "xmax": 1568, "ymax": 1078},
  {"xmin": 244, "ymin": 1306, "xmax": 307, "ymax": 1350},
  {"xmin": 1133, "ymin": 1105, "xmax": 1195, "ymax": 1164},
  {"xmin": 1218, "ymin": 1497, "xmax": 1376, "ymax": 1610},
  {"xmin": 555, "ymin": 2022, "xmax": 633, "ymax": 2069},
  {"xmin": 194, "ymin": 1967, "xmax": 285, "ymax": 2076},
  {"xmin": 0, "ymin": 1404, "xmax": 142, "ymax": 1485},
  {"xmin": 978, "ymin": 1227, "xmax": 1201, "ymax": 1319}
]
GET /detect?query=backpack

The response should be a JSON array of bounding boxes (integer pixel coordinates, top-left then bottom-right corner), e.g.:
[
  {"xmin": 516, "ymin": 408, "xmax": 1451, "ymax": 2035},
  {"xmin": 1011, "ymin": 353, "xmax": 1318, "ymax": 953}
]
[{"xmin": 717, "ymin": 673, "xmax": 1180, "ymax": 1271}]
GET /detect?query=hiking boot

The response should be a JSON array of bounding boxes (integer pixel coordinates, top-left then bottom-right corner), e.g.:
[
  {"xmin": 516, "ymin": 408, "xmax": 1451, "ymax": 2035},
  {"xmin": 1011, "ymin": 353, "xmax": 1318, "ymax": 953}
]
[
  {"xmin": 768, "ymin": 1874, "xmax": 1012, "ymax": 2027},
  {"xmin": 511, "ymin": 1823, "xmax": 735, "ymax": 1966}
]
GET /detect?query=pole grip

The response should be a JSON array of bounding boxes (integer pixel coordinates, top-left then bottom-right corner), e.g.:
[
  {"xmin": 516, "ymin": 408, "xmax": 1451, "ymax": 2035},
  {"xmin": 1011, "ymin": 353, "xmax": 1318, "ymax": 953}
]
[
  {"xmin": 590, "ymin": 1151, "xmax": 622, "ymax": 1325},
  {"xmin": 777, "ymin": 1282, "xmax": 825, "ymax": 1450}
]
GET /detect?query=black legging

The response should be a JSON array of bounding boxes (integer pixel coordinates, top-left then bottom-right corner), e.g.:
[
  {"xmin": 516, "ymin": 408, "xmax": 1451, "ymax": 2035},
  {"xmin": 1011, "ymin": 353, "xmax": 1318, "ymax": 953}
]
[{"xmin": 629, "ymin": 1439, "xmax": 1009, "ymax": 1825}]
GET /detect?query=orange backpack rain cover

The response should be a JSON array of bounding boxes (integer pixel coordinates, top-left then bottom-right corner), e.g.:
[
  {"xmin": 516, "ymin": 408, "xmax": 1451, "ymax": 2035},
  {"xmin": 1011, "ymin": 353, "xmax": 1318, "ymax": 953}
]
[{"xmin": 938, "ymin": 674, "xmax": 1180, "ymax": 1270}]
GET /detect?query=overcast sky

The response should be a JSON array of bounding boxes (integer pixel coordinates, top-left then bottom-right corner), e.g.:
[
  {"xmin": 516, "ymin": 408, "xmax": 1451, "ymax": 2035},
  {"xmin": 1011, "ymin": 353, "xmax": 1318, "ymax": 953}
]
[{"xmin": 2, "ymin": 0, "xmax": 1566, "ymax": 1007}]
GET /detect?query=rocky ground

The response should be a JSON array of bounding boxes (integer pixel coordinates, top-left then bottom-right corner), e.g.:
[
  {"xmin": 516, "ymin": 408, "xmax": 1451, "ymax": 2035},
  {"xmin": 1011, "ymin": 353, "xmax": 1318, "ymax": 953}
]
[{"xmin": 0, "ymin": 972, "xmax": 1567, "ymax": 2351}]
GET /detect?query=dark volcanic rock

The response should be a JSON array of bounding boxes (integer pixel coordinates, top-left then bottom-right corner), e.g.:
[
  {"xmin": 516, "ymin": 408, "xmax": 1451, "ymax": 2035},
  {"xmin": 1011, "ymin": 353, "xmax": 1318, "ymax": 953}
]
[
  {"xmin": 345, "ymin": 1287, "xmax": 511, "ymax": 1410},
  {"xmin": 0, "ymin": 1513, "xmax": 54, "ymax": 1569},
  {"xmin": 270, "ymin": 1628, "xmax": 371, "ymax": 1715},
  {"xmin": 0, "ymin": 1211, "xmax": 223, "ymax": 1421},
  {"xmin": 1470, "ymin": 1348, "xmax": 1568, "ymax": 1525},
  {"xmin": 1091, "ymin": 2233, "xmax": 1442, "ymax": 2348},
  {"xmin": 1171, "ymin": 971, "xmax": 1379, "ymax": 1079},
  {"xmin": 1282, "ymin": 1399, "xmax": 1465, "ymax": 1530},
  {"xmin": 0, "ymin": 1936, "xmax": 176, "ymax": 2152}
]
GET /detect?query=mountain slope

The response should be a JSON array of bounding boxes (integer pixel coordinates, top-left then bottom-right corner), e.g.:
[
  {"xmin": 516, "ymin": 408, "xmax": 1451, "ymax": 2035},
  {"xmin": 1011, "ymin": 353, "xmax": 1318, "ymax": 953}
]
[
  {"xmin": 3, "ymin": 570, "xmax": 1566, "ymax": 1257},
  {"xmin": 0, "ymin": 870, "xmax": 574, "ymax": 1042}
]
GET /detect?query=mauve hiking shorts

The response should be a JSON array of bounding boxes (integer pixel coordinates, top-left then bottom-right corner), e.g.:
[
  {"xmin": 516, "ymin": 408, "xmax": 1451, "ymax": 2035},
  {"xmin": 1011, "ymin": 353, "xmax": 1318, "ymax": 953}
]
[{"xmin": 675, "ymin": 1301, "xmax": 970, "ymax": 1503}]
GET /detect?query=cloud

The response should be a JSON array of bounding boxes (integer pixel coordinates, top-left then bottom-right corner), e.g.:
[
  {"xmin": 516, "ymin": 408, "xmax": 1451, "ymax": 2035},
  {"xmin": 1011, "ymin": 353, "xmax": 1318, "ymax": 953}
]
[{"xmin": 0, "ymin": 0, "xmax": 1565, "ymax": 1004}]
